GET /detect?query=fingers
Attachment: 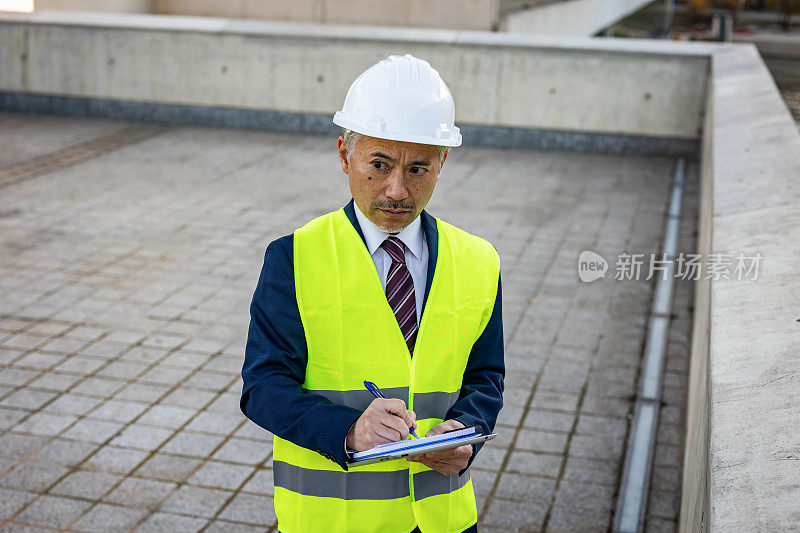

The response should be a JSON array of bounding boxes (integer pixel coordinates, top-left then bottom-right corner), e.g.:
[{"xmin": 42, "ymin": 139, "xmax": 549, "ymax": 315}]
[
  {"xmin": 352, "ymin": 399, "xmax": 417, "ymax": 450},
  {"xmin": 421, "ymin": 444, "xmax": 470, "ymax": 462},
  {"xmin": 432, "ymin": 464, "xmax": 463, "ymax": 475},
  {"xmin": 405, "ymin": 444, "xmax": 472, "ymax": 475},
  {"xmin": 404, "ymin": 419, "xmax": 472, "ymax": 472},
  {"xmin": 424, "ymin": 419, "xmax": 466, "ymax": 437},
  {"xmin": 362, "ymin": 414, "xmax": 406, "ymax": 444},
  {"xmin": 371, "ymin": 425, "xmax": 400, "ymax": 444},
  {"xmin": 376, "ymin": 412, "xmax": 409, "ymax": 441},
  {"xmin": 425, "ymin": 425, "xmax": 443, "ymax": 437},
  {"xmin": 375, "ymin": 398, "xmax": 416, "ymax": 428},
  {"xmin": 417, "ymin": 449, "xmax": 454, "ymax": 462},
  {"xmin": 374, "ymin": 397, "xmax": 406, "ymax": 415},
  {"xmin": 409, "ymin": 456, "xmax": 462, "ymax": 475}
]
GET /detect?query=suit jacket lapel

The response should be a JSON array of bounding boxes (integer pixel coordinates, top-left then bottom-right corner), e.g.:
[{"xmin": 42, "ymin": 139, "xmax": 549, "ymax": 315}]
[
  {"xmin": 419, "ymin": 209, "xmax": 437, "ymax": 317},
  {"xmin": 343, "ymin": 199, "xmax": 368, "ymax": 248},
  {"xmin": 342, "ymin": 198, "xmax": 438, "ymax": 318}
]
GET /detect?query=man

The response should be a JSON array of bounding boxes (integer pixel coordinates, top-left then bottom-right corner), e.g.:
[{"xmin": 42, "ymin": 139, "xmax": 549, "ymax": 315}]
[{"xmin": 241, "ymin": 54, "xmax": 504, "ymax": 533}]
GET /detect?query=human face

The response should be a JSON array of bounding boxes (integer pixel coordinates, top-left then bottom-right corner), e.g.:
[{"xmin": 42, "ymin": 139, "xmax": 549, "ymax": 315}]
[{"xmin": 338, "ymin": 135, "xmax": 447, "ymax": 233}]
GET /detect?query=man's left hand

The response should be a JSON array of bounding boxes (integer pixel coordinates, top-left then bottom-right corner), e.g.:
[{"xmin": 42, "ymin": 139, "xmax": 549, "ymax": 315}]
[{"xmin": 406, "ymin": 419, "xmax": 472, "ymax": 475}]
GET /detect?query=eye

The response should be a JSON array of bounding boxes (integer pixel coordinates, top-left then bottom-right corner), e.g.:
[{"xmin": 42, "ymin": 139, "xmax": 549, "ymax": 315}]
[
  {"xmin": 372, "ymin": 161, "xmax": 387, "ymax": 170},
  {"xmin": 409, "ymin": 166, "xmax": 427, "ymax": 176}
]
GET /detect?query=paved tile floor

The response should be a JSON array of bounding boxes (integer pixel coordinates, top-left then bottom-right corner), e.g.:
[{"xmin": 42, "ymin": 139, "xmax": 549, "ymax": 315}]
[{"xmin": 0, "ymin": 112, "xmax": 695, "ymax": 532}]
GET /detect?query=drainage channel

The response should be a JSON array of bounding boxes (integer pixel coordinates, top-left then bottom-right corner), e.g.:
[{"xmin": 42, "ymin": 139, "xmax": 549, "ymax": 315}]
[{"xmin": 613, "ymin": 158, "xmax": 686, "ymax": 532}]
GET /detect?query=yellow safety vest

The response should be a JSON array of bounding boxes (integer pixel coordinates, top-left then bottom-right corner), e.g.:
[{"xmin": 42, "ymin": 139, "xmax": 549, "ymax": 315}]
[{"xmin": 273, "ymin": 207, "xmax": 500, "ymax": 533}]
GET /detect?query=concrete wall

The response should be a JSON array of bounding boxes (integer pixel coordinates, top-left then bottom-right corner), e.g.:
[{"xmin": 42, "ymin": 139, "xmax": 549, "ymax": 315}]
[
  {"xmin": 34, "ymin": 0, "xmax": 153, "ymax": 12},
  {"xmin": 501, "ymin": 0, "xmax": 653, "ymax": 36},
  {"xmin": 0, "ymin": 11, "xmax": 708, "ymax": 141},
  {"xmin": 28, "ymin": 0, "xmax": 499, "ymax": 30},
  {"xmin": 153, "ymin": 0, "xmax": 499, "ymax": 31},
  {"xmin": 680, "ymin": 73, "xmax": 713, "ymax": 532}
]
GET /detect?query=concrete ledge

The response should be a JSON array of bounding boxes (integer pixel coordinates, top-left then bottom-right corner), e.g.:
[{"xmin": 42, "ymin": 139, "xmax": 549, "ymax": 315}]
[
  {"xmin": 0, "ymin": 10, "xmax": 726, "ymax": 53},
  {"xmin": 733, "ymin": 33, "xmax": 800, "ymax": 60},
  {"xmin": 680, "ymin": 41, "xmax": 800, "ymax": 531},
  {"xmin": 706, "ymin": 44, "xmax": 800, "ymax": 531}
]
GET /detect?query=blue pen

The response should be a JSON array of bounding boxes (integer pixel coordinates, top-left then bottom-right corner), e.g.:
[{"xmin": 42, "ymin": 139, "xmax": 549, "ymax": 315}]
[{"xmin": 363, "ymin": 380, "xmax": 419, "ymax": 439}]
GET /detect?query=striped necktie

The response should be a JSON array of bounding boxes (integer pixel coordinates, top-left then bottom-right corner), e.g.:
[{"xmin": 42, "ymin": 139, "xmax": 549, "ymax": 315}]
[{"xmin": 380, "ymin": 236, "xmax": 417, "ymax": 355}]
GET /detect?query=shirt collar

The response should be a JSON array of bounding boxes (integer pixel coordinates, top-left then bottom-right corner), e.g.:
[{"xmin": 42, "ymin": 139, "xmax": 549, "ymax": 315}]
[{"xmin": 353, "ymin": 201, "xmax": 424, "ymax": 261}]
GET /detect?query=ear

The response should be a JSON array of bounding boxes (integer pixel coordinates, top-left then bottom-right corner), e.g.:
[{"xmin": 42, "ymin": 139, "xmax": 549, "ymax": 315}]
[
  {"xmin": 440, "ymin": 150, "xmax": 449, "ymax": 169},
  {"xmin": 337, "ymin": 136, "xmax": 349, "ymax": 174}
]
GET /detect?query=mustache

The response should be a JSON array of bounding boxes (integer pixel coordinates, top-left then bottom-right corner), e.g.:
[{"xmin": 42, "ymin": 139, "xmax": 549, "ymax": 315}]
[{"xmin": 373, "ymin": 200, "xmax": 414, "ymax": 210}]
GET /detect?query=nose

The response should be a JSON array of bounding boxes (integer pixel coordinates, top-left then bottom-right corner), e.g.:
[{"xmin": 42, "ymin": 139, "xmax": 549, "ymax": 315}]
[{"xmin": 384, "ymin": 167, "xmax": 408, "ymax": 201}]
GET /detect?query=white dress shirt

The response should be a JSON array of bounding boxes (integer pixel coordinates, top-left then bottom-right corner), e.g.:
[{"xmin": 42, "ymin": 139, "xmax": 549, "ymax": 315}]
[{"xmin": 353, "ymin": 201, "xmax": 428, "ymax": 323}]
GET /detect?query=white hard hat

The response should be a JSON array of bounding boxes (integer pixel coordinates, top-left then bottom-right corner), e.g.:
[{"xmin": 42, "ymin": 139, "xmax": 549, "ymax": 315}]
[{"xmin": 333, "ymin": 54, "xmax": 462, "ymax": 147}]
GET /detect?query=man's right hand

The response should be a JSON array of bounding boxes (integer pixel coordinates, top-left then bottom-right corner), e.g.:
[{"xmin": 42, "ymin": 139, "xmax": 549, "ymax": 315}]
[{"xmin": 346, "ymin": 398, "xmax": 417, "ymax": 451}]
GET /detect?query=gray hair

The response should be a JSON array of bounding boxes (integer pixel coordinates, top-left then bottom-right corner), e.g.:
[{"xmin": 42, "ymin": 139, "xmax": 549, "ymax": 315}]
[{"xmin": 342, "ymin": 129, "xmax": 450, "ymax": 165}]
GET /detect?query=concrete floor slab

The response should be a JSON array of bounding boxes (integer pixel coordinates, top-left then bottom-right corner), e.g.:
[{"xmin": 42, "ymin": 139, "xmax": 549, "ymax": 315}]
[{"xmin": 0, "ymin": 112, "xmax": 694, "ymax": 531}]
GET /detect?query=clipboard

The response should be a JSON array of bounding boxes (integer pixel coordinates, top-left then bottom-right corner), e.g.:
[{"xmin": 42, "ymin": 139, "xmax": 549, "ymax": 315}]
[{"xmin": 349, "ymin": 426, "xmax": 497, "ymax": 467}]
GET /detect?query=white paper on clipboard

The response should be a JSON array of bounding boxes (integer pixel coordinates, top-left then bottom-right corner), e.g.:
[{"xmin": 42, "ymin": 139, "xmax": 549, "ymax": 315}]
[{"xmin": 349, "ymin": 426, "xmax": 497, "ymax": 467}]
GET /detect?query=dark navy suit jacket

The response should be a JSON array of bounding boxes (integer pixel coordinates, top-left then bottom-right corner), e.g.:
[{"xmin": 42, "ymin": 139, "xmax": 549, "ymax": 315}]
[{"xmin": 240, "ymin": 198, "xmax": 505, "ymax": 471}]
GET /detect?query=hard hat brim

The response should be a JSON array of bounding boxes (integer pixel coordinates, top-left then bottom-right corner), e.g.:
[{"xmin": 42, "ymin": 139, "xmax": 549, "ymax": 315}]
[{"xmin": 333, "ymin": 112, "xmax": 462, "ymax": 148}]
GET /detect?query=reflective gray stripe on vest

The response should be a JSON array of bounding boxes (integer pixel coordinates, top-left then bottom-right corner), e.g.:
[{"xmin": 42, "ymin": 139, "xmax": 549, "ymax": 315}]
[
  {"xmin": 308, "ymin": 387, "xmax": 408, "ymax": 412},
  {"xmin": 307, "ymin": 389, "xmax": 461, "ymax": 420},
  {"xmin": 413, "ymin": 468, "xmax": 471, "ymax": 501},
  {"xmin": 412, "ymin": 391, "xmax": 461, "ymax": 420},
  {"xmin": 273, "ymin": 461, "xmax": 410, "ymax": 500}
]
